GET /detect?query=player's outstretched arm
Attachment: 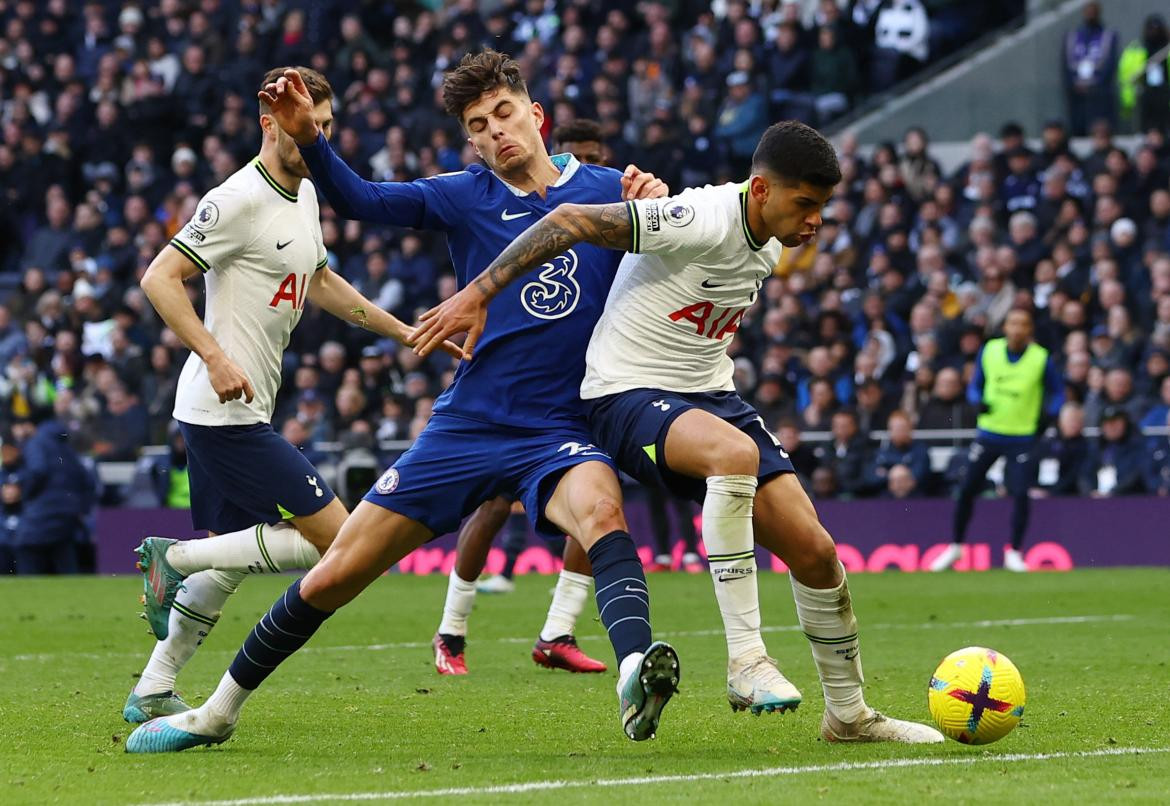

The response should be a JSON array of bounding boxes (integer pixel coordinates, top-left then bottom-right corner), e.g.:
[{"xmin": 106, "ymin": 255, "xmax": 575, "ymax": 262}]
[
  {"xmin": 307, "ymin": 267, "xmax": 464, "ymax": 359},
  {"xmin": 410, "ymin": 202, "xmax": 632, "ymax": 358},
  {"xmin": 141, "ymin": 248, "xmax": 255, "ymax": 404}
]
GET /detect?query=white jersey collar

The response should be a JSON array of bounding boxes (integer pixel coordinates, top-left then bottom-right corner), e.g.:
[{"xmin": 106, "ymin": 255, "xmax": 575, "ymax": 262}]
[{"xmin": 497, "ymin": 153, "xmax": 581, "ymax": 197}]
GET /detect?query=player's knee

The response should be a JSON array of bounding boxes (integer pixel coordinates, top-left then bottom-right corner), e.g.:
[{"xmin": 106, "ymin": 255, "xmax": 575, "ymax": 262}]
[
  {"xmin": 709, "ymin": 434, "xmax": 759, "ymax": 477},
  {"xmin": 786, "ymin": 523, "xmax": 841, "ymax": 587},
  {"xmin": 299, "ymin": 562, "xmax": 357, "ymax": 610},
  {"xmin": 581, "ymin": 494, "xmax": 625, "ymax": 540}
]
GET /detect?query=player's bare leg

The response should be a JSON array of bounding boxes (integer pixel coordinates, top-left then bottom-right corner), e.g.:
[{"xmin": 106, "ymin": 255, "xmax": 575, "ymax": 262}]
[
  {"xmin": 663, "ymin": 408, "xmax": 800, "ymax": 715},
  {"xmin": 126, "ymin": 499, "xmax": 349, "ymax": 722},
  {"xmin": 127, "ymin": 502, "xmax": 433, "ymax": 751},
  {"xmin": 543, "ymin": 461, "xmax": 678, "ymax": 740},
  {"xmin": 752, "ymin": 474, "xmax": 943, "ymax": 743}
]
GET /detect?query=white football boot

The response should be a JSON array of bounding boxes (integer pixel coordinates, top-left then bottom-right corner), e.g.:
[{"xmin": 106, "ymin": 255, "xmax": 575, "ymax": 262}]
[
  {"xmin": 821, "ymin": 708, "xmax": 944, "ymax": 743},
  {"xmin": 928, "ymin": 543, "xmax": 963, "ymax": 572},
  {"xmin": 1004, "ymin": 548, "xmax": 1028, "ymax": 572},
  {"xmin": 727, "ymin": 652, "xmax": 802, "ymax": 715}
]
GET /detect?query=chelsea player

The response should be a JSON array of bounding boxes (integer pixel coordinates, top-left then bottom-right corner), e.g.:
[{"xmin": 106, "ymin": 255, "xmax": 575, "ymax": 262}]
[
  {"xmin": 127, "ymin": 50, "xmax": 678, "ymax": 753},
  {"xmin": 414, "ymin": 121, "xmax": 945, "ymax": 743}
]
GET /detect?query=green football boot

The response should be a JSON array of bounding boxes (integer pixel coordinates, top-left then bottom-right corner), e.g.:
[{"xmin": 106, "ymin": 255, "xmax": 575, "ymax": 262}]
[{"xmin": 618, "ymin": 641, "xmax": 680, "ymax": 741}]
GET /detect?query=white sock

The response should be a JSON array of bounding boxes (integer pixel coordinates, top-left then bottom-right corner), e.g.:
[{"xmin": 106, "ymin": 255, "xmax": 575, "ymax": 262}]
[
  {"xmin": 134, "ymin": 570, "xmax": 246, "ymax": 696},
  {"xmin": 202, "ymin": 669, "xmax": 251, "ymax": 729},
  {"xmin": 790, "ymin": 566, "xmax": 867, "ymax": 723},
  {"xmin": 166, "ymin": 522, "xmax": 321, "ymax": 576},
  {"xmin": 703, "ymin": 474, "xmax": 767, "ymax": 659},
  {"xmin": 616, "ymin": 651, "xmax": 645, "ymax": 693},
  {"xmin": 539, "ymin": 570, "xmax": 591, "ymax": 642},
  {"xmin": 437, "ymin": 570, "xmax": 477, "ymax": 636}
]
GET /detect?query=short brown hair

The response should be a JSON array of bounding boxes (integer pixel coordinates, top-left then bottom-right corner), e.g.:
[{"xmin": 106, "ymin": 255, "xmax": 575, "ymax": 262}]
[
  {"xmin": 552, "ymin": 119, "xmax": 603, "ymax": 147},
  {"xmin": 258, "ymin": 66, "xmax": 333, "ymax": 113},
  {"xmin": 441, "ymin": 49, "xmax": 528, "ymax": 122}
]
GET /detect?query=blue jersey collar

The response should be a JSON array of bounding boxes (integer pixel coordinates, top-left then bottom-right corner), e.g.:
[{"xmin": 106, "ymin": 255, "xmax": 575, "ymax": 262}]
[{"xmin": 497, "ymin": 153, "xmax": 581, "ymax": 197}]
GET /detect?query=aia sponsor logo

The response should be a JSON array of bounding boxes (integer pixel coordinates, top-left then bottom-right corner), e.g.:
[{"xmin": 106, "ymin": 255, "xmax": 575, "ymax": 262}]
[{"xmin": 269, "ymin": 273, "xmax": 310, "ymax": 310}]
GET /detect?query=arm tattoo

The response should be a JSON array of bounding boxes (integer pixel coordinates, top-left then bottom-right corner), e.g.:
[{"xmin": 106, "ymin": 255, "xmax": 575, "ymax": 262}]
[
  {"xmin": 349, "ymin": 306, "xmax": 370, "ymax": 329},
  {"xmin": 471, "ymin": 202, "xmax": 633, "ymax": 298}
]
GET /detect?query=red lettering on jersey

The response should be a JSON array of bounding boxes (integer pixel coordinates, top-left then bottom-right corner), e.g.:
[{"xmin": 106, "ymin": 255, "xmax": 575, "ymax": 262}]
[
  {"xmin": 270, "ymin": 273, "xmax": 298, "ymax": 309},
  {"xmin": 715, "ymin": 309, "xmax": 745, "ymax": 340},
  {"xmin": 296, "ymin": 273, "xmax": 309, "ymax": 309},
  {"xmin": 668, "ymin": 301, "xmax": 714, "ymax": 335}
]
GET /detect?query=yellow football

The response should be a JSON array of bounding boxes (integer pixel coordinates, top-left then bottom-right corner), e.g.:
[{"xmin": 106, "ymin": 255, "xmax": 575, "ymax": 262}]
[{"xmin": 928, "ymin": 646, "xmax": 1026, "ymax": 744}]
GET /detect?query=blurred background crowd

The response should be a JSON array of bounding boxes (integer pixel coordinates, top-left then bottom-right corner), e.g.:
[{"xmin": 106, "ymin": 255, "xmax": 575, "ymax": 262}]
[{"xmin": 1, "ymin": 0, "xmax": 1169, "ymax": 562}]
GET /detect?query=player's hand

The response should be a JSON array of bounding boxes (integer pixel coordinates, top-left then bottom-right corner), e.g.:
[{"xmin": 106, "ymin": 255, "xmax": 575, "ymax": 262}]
[
  {"xmin": 621, "ymin": 164, "xmax": 669, "ymax": 200},
  {"xmin": 410, "ymin": 289, "xmax": 487, "ymax": 360},
  {"xmin": 397, "ymin": 324, "xmax": 466, "ymax": 361},
  {"xmin": 257, "ymin": 69, "xmax": 319, "ymax": 147},
  {"xmin": 206, "ymin": 353, "xmax": 255, "ymax": 404}
]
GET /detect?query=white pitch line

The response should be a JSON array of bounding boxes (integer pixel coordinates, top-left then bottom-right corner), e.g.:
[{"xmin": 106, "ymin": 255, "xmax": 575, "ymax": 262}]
[
  {"xmin": 137, "ymin": 746, "xmax": 1169, "ymax": 806},
  {"xmin": 3, "ymin": 614, "xmax": 1136, "ymax": 662}
]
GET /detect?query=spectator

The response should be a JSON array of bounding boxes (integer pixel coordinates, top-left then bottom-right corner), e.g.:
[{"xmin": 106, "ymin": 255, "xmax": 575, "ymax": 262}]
[
  {"xmin": 12, "ymin": 405, "xmax": 96, "ymax": 574},
  {"xmin": 0, "ymin": 431, "xmax": 23, "ymax": 574},
  {"xmin": 777, "ymin": 418, "xmax": 819, "ymax": 483},
  {"xmin": 813, "ymin": 409, "xmax": 870, "ymax": 497},
  {"xmin": 1084, "ymin": 367, "xmax": 1146, "ymax": 426},
  {"xmin": 870, "ymin": 410, "xmax": 931, "ymax": 492},
  {"xmin": 1080, "ymin": 405, "xmax": 1145, "ymax": 496},
  {"xmin": 1033, "ymin": 402, "xmax": 1091, "ymax": 495},
  {"xmin": 1144, "ymin": 410, "xmax": 1170, "ymax": 496},
  {"xmin": 714, "ymin": 71, "xmax": 767, "ymax": 176},
  {"xmin": 809, "ymin": 25, "xmax": 858, "ymax": 124},
  {"xmin": 884, "ymin": 463, "xmax": 919, "ymax": 499},
  {"xmin": 917, "ymin": 367, "xmax": 979, "ymax": 430},
  {"xmin": 1063, "ymin": 2, "xmax": 1120, "ymax": 135}
]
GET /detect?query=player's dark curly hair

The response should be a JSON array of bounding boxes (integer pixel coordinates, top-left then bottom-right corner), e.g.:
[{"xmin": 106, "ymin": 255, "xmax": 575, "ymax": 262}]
[
  {"xmin": 552, "ymin": 119, "xmax": 603, "ymax": 146},
  {"xmin": 442, "ymin": 49, "xmax": 529, "ymax": 123},
  {"xmin": 752, "ymin": 120, "xmax": 841, "ymax": 189}
]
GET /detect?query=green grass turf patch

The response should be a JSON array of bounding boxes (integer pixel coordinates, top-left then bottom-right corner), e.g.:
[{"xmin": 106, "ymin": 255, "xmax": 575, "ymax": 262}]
[{"xmin": 1, "ymin": 568, "xmax": 1167, "ymax": 804}]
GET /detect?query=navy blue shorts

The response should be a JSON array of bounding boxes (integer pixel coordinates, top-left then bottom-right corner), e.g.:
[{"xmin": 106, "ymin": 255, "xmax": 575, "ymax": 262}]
[
  {"xmin": 364, "ymin": 413, "xmax": 617, "ymax": 541},
  {"xmin": 585, "ymin": 389, "xmax": 795, "ymax": 505},
  {"xmin": 179, "ymin": 421, "xmax": 336, "ymax": 534}
]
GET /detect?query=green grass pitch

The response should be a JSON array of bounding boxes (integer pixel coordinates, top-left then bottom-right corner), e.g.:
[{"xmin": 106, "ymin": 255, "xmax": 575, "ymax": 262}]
[{"xmin": 1, "ymin": 568, "xmax": 1168, "ymax": 804}]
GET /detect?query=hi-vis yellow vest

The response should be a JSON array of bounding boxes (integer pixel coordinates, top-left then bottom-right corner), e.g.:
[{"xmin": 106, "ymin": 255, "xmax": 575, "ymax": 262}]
[{"xmin": 977, "ymin": 339, "xmax": 1047, "ymax": 436}]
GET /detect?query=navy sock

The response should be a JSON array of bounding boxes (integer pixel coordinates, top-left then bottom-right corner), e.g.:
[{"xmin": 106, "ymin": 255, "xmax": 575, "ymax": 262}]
[
  {"xmin": 228, "ymin": 579, "xmax": 332, "ymax": 690},
  {"xmin": 587, "ymin": 530, "xmax": 651, "ymax": 663}
]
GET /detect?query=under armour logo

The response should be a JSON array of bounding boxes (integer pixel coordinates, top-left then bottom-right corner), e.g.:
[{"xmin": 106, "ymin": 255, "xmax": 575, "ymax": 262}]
[
  {"xmin": 306, "ymin": 475, "xmax": 323, "ymax": 498},
  {"xmin": 651, "ymin": 400, "xmax": 671, "ymax": 412}
]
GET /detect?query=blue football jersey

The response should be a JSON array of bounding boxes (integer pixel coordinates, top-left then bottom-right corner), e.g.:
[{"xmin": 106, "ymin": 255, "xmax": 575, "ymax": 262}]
[{"xmin": 299, "ymin": 135, "xmax": 625, "ymax": 430}]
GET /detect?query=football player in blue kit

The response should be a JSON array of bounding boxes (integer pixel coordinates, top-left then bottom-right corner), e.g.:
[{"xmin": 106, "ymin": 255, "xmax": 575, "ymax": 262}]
[{"xmin": 126, "ymin": 50, "xmax": 678, "ymax": 753}]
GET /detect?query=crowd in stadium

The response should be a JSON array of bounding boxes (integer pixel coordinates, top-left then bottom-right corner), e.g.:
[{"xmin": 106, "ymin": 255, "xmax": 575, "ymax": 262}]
[{"xmin": 0, "ymin": 0, "xmax": 1168, "ymax": 522}]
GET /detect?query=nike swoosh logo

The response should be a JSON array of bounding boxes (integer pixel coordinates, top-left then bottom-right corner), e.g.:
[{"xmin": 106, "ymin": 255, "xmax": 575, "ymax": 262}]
[
  {"xmin": 501, "ymin": 210, "xmax": 532, "ymax": 221},
  {"xmin": 624, "ymin": 585, "xmax": 646, "ymax": 593},
  {"xmin": 701, "ymin": 279, "xmax": 725, "ymax": 288},
  {"xmin": 276, "ymin": 240, "xmax": 293, "ymax": 250},
  {"xmin": 717, "ymin": 574, "xmax": 749, "ymax": 582}
]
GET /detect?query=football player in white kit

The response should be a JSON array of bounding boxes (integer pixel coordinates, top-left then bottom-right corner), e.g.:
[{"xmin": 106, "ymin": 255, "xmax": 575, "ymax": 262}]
[
  {"xmin": 124, "ymin": 66, "xmax": 458, "ymax": 723},
  {"xmin": 413, "ymin": 121, "xmax": 944, "ymax": 743}
]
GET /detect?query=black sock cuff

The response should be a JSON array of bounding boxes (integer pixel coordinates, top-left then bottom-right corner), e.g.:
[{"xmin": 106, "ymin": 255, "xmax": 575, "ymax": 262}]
[
  {"xmin": 287, "ymin": 578, "xmax": 334, "ymax": 620},
  {"xmin": 586, "ymin": 530, "xmax": 632, "ymax": 563}
]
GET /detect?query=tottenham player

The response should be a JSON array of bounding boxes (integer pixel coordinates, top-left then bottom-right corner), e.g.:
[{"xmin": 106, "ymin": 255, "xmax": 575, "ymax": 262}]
[
  {"xmin": 414, "ymin": 121, "xmax": 945, "ymax": 743},
  {"xmin": 126, "ymin": 52, "xmax": 678, "ymax": 753},
  {"xmin": 124, "ymin": 67, "xmax": 459, "ymax": 724},
  {"xmin": 434, "ymin": 120, "xmax": 615, "ymax": 678}
]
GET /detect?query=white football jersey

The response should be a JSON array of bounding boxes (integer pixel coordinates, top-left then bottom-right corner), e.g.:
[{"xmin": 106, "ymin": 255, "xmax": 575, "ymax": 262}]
[
  {"xmin": 580, "ymin": 182, "xmax": 781, "ymax": 399},
  {"xmin": 171, "ymin": 159, "xmax": 327, "ymax": 426}
]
